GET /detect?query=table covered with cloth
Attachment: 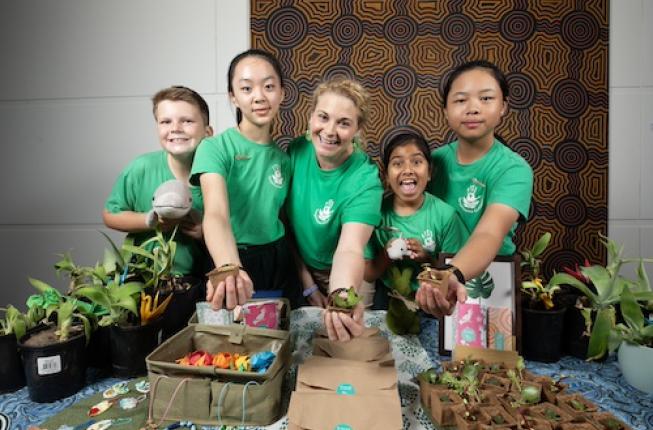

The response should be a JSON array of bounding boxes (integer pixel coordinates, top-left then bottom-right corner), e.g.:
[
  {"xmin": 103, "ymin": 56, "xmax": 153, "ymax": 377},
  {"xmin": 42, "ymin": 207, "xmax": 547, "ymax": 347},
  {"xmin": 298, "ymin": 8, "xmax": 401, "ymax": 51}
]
[{"xmin": 0, "ymin": 308, "xmax": 651, "ymax": 429}]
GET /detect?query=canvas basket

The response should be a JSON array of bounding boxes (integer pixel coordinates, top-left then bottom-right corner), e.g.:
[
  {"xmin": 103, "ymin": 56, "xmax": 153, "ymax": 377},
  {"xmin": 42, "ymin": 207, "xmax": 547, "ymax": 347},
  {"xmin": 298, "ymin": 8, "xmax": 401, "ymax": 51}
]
[{"xmin": 145, "ymin": 324, "xmax": 290, "ymax": 427}]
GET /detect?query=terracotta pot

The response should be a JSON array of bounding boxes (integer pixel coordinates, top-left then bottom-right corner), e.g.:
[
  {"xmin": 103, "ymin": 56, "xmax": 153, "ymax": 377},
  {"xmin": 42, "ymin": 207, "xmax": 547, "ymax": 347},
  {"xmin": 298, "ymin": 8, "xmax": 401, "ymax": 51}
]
[
  {"xmin": 418, "ymin": 377, "xmax": 448, "ymax": 409},
  {"xmin": 533, "ymin": 375, "xmax": 567, "ymax": 403},
  {"xmin": 530, "ymin": 402, "xmax": 573, "ymax": 425},
  {"xmin": 453, "ymin": 404, "xmax": 489, "ymax": 430},
  {"xmin": 516, "ymin": 416, "xmax": 553, "ymax": 430},
  {"xmin": 480, "ymin": 373, "xmax": 512, "ymax": 393}
]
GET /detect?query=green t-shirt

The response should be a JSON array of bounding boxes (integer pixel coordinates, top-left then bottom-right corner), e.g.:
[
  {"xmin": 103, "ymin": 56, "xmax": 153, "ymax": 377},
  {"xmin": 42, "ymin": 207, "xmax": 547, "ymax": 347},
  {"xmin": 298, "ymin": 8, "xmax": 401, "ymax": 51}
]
[
  {"xmin": 190, "ymin": 127, "xmax": 290, "ymax": 246},
  {"xmin": 429, "ymin": 139, "xmax": 533, "ymax": 255},
  {"xmin": 366, "ymin": 192, "xmax": 469, "ymax": 292},
  {"xmin": 287, "ymin": 135, "xmax": 383, "ymax": 270},
  {"xmin": 105, "ymin": 150, "xmax": 206, "ymax": 276}
]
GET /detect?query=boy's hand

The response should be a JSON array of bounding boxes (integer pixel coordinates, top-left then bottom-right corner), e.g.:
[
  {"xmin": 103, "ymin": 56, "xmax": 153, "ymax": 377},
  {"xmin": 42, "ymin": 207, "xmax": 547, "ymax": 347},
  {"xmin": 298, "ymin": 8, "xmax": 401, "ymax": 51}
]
[
  {"xmin": 180, "ymin": 210, "xmax": 203, "ymax": 240},
  {"xmin": 324, "ymin": 302, "xmax": 365, "ymax": 341},
  {"xmin": 156, "ymin": 216, "xmax": 181, "ymax": 232},
  {"xmin": 415, "ymin": 277, "xmax": 467, "ymax": 317},
  {"xmin": 406, "ymin": 238, "xmax": 429, "ymax": 262},
  {"xmin": 206, "ymin": 270, "xmax": 253, "ymax": 310}
]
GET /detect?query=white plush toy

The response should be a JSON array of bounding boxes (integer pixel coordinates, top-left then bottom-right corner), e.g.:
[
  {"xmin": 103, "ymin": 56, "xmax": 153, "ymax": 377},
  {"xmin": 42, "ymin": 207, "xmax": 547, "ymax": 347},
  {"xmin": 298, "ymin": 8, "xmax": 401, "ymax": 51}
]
[
  {"xmin": 145, "ymin": 179, "xmax": 192, "ymax": 228},
  {"xmin": 386, "ymin": 237, "xmax": 410, "ymax": 260}
]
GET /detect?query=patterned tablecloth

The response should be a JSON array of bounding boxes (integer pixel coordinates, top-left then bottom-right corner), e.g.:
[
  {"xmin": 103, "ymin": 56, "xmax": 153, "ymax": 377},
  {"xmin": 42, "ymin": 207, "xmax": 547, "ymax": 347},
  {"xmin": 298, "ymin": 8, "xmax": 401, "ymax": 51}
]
[{"xmin": 1, "ymin": 308, "xmax": 651, "ymax": 430}]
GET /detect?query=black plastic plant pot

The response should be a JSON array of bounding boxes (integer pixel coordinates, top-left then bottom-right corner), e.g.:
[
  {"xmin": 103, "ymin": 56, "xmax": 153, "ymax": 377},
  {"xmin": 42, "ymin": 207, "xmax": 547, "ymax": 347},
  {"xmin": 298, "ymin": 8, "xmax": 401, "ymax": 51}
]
[
  {"xmin": 522, "ymin": 307, "xmax": 566, "ymax": 363},
  {"xmin": 110, "ymin": 318, "xmax": 162, "ymax": 378},
  {"xmin": 0, "ymin": 332, "xmax": 26, "ymax": 394},
  {"xmin": 86, "ymin": 325, "xmax": 112, "ymax": 369},
  {"xmin": 563, "ymin": 306, "xmax": 590, "ymax": 359},
  {"xmin": 19, "ymin": 326, "xmax": 87, "ymax": 403},
  {"xmin": 160, "ymin": 280, "xmax": 204, "ymax": 341}
]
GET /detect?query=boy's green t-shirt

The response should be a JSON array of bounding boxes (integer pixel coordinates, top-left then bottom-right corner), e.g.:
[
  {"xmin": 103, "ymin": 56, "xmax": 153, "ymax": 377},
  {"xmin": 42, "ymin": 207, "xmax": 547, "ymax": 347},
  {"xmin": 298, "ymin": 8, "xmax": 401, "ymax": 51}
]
[
  {"xmin": 429, "ymin": 139, "xmax": 533, "ymax": 255},
  {"xmin": 190, "ymin": 127, "xmax": 290, "ymax": 246},
  {"xmin": 366, "ymin": 192, "xmax": 469, "ymax": 292},
  {"xmin": 287, "ymin": 135, "xmax": 383, "ymax": 270},
  {"xmin": 105, "ymin": 150, "xmax": 205, "ymax": 276}
]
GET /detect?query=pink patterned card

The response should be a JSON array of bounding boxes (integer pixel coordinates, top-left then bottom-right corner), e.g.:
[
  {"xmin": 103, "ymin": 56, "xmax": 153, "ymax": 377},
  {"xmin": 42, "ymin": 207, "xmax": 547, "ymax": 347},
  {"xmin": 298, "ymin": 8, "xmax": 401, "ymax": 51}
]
[
  {"xmin": 242, "ymin": 301, "xmax": 280, "ymax": 329},
  {"xmin": 488, "ymin": 307, "xmax": 513, "ymax": 351},
  {"xmin": 455, "ymin": 302, "xmax": 486, "ymax": 348}
]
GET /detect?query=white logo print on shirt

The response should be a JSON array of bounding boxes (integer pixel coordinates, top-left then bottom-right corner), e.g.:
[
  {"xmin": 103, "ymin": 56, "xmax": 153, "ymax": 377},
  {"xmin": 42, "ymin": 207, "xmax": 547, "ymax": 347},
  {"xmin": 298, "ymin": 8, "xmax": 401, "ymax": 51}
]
[
  {"xmin": 314, "ymin": 199, "xmax": 335, "ymax": 224},
  {"xmin": 459, "ymin": 181, "xmax": 484, "ymax": 213},
  {"xmin": 268, "ymin": 164, "xmax": 284, "ymax": 188},
  {"xmin": 422, "ymin": 229, "xmax": 436, "ymax": 252}
]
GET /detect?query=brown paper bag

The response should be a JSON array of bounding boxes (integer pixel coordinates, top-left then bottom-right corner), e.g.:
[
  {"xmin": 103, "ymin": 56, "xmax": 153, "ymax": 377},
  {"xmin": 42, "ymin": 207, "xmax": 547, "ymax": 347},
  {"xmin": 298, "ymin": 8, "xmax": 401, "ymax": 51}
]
[
  {"xmin": 287, "ymin": 391, "xmax": 403, "ymax": 430},
  {"xmin": 296, "ymin": 356, "xmax": 398, "ymax": 394},
  {"xmin": 312, "ymin": 328, "xmax": 393, "ymax": 363}
]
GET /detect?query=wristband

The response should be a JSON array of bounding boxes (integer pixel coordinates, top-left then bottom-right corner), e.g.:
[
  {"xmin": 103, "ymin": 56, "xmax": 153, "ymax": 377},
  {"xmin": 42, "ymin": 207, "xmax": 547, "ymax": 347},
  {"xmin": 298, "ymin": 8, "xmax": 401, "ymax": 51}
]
[
  {"xmin": 437, "ymin": 263, "xmax": 466, "ymax": 285},
  {"xmin": 302, "ymin": 284, "xmax": 319, "ymax": 297}
]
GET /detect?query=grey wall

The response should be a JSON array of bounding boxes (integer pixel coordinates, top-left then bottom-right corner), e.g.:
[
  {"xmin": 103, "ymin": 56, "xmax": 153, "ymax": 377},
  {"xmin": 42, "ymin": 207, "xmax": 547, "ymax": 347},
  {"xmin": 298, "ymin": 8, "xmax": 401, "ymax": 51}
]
[
  {"xmin": 1, "ymin": 0, "xmax": 652, "ymax": 308},
  {"xmin": 0, "ymin": 0, "xmax": 249, "ymax": 307}
]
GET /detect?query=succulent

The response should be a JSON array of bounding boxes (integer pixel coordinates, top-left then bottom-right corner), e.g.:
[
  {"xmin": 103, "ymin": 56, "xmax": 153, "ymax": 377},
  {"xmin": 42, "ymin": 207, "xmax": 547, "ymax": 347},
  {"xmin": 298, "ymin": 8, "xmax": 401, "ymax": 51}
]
[{"xmin": 328, "ymin": 287, "xmax": 361, "ymax": 310}]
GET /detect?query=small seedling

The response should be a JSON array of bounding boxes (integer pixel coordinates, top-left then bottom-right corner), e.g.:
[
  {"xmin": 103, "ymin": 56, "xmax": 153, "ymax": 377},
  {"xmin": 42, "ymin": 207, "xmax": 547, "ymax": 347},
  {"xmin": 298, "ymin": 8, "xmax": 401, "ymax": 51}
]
[{"xmin": 544, "ymin": 408, "xmax": 560, "ymax": 420}]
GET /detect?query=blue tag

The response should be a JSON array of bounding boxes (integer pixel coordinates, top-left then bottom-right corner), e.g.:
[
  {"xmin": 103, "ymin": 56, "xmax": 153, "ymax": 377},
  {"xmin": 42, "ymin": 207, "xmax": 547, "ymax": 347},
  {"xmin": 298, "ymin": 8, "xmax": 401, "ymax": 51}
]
[
  {"xmin": 335, "ymin": 425, "xmax": 352, "ymax": 430},
  {"xmin": 336, "ymin": 383, "xmax": 356, "ymax": 395}
]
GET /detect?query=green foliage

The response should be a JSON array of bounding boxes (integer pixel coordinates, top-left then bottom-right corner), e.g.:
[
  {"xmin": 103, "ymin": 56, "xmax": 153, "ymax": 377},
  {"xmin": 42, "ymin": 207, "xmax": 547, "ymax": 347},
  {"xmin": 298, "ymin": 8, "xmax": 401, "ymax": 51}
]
[
  {"xmin": 0, "ymin": 305, "xmax": 32, "ymax": 339},
  {"xmin": 608, "ymin": 286, "xmax": 653, "ymax": 350},
  {"xmin": 561, "ymin": 234, "xmax": 653, "ymax": 360},
  {"xmin": 520, "ymin": 233, "xmax": 575, "ymax": 310},
  {"xmin": 330, "ymin": 287, "xmax": 361, "ymax": 309},
  {"xmin": 121, "ymin": 227, "xmax": 178, "ymax": 291},
  {"xmin": 26, "ymin": 278, "xmax": 92, "ymax": 343},
  {"xmin": 72, "ymin": 281, "xmax": 142, "ymax": 327}
]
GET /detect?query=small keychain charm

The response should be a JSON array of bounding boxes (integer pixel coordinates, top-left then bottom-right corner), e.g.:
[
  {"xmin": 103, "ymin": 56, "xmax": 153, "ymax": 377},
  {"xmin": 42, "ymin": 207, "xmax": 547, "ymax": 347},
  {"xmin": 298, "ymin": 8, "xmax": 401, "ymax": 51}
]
[
  {"xmin": 135, "ymin": 380, "xmax": 150, "ymax": 394},
  {"xmin": 88, "ymin": 399, "xmax": 115, "ymax": 417},
  {"xmin": 119, "ymin": 394, "xmax": 147, "ymax": 410}
]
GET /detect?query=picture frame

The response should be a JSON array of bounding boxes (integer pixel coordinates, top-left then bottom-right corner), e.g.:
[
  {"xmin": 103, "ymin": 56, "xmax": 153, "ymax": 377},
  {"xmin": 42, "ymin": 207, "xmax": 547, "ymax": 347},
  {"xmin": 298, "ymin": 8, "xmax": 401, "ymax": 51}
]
[{"xmin": 437, "ymin": 253, "xmax": 522, "ymax": 356}]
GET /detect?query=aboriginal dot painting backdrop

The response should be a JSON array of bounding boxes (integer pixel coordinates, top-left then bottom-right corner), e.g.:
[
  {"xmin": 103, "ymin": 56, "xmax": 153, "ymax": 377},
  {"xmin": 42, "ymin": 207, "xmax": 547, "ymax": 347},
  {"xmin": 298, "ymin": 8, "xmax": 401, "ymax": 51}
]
[{"xmin": 251, "ymin": 0, "xmax": 609, "ymax": 272}]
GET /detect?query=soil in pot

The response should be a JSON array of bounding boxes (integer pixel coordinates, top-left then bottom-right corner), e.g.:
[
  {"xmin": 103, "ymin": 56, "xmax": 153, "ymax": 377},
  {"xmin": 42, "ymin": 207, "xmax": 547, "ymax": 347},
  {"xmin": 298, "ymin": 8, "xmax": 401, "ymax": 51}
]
[
  {"xmin": 19, "ymin": 325, "xmax": 87, "ymax": 403},
  {"xmin": 522, "ymin": 307, "xmax": 566, "ymax": 362},
  {"xmin": 0, "ymin": 332, "xmax": 25, "ymax": 393},
  {"xmin": 110, "ymin": 317, "xmax": 162, "ymax": 377}
]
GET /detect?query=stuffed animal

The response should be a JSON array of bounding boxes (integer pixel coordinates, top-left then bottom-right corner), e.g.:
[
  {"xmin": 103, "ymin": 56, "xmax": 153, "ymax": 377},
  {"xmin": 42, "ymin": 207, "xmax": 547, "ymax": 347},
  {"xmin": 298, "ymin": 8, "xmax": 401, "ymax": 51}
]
[
  {"xmin": 386, "ymin": 266, "xmax": 420, "ymax": 335},
  {"xmin": 145, "ymin": 179, "xmax": 192, "ymax": 228},
  {"xmin": 386, "ymin": 237, "xmax": 410, "ymax": 260}
]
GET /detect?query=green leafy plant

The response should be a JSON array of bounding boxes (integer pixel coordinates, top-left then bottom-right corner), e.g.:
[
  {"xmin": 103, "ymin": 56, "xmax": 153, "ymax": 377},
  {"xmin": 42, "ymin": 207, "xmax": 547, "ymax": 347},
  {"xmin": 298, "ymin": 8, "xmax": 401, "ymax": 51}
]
[
  {"xmin": 26, "ymin": 278, "xmax": 92, "ymax": 343},
  {"xmin": 608, "ymin": 285, "xmax": 653, "ymax": 350},
  {"xmin": 122, "ymin": 227, "xmax": 179, "ymax": 292},
  {"xmin": 506, "ymin": 358, "xmax": 541, "ymax": 405},
  {"xmin": 520, "ymin": 233, "xmax": 579, "ymax": 310},
  {"xmin": 72, "ymin": 280, "xmax": 143, "ymax": 327},
  {"xmin": 558, "ymin": 234, "xmax": 653, "ymax": 360},
  {"xmin": 0, "ymin": 305, "xmax": 32, "ymax": 339}
]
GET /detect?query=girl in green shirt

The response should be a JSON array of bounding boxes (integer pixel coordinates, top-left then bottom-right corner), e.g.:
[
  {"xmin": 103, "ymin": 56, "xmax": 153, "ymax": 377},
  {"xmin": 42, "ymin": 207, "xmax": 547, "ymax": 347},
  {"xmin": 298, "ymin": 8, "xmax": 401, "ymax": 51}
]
[
  {"xmin": 417, "ymin": 61, "xmax": 533, "ymax": 317},
  {"xmin": 191, "ymin": 49, "xmax": 297, "ymax": 310}
]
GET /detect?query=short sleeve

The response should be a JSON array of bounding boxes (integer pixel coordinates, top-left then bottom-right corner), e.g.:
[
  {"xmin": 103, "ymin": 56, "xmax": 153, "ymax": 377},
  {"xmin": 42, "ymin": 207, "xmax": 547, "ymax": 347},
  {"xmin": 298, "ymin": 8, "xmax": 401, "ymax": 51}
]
[
  {"xmin": 190, "ymin": 138, "xmax": 230, "ymax": 186},
  {"xmin": 105, "ymin": 165, "xmax": 137, "ymax": 214},
  {"xmin": 440, "ymin": 211, "xmax": 470, "ymax": 254},
  {"xmin": 341, "ymin": 182, "xmax": 383, "ymax": 226},
  {"xmin": 487, "ymin": 161, "xmax": 533, "ymax": 221}
]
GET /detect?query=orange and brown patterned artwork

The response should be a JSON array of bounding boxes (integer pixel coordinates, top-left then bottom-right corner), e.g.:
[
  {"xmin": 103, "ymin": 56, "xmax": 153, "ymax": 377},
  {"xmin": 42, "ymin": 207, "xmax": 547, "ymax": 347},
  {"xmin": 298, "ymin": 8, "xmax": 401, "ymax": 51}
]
[{"xmin": 251, "ymin": 0, "xmax": 609, "ymax": 272}]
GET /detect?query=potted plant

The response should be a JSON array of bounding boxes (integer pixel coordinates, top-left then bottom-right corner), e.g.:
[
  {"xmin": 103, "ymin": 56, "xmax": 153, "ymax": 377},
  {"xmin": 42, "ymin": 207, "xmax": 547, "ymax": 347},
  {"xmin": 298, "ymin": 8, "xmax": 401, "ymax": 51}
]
[
  {"xmin": 559, "ymin": 235, "xmax": 653, "ymax": 361},
  {"xmin": 609, "ymin": 285, "xmax": 653, "ymax": 393},
  {"xmin": 18, "ymin": 278, "xmax": 92, "ymax": 402},
  {"xmin": 0, "ymin": 305, "xmax": 32, "ymax": 393},
  {"xmin": 520, "ymin": 233, "xmax": 579, "ymax": 362}
]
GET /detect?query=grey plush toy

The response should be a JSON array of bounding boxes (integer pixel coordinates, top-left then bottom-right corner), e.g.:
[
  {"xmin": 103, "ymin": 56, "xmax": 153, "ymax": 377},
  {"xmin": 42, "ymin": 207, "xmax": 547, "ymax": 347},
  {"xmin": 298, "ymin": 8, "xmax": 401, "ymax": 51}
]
[{"xmin": 145, "ymin": 179, "xmax": 192, "ymax": 228}]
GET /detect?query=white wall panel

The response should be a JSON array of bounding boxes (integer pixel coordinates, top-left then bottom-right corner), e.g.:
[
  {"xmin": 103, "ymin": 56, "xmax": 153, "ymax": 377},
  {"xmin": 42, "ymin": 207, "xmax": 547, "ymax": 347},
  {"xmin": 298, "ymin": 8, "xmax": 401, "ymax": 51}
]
[
  {"xmin": 0, "ymin": 227, "xmax": 125, "ymax": 307},
  {"xmin": 609, "ymin": 0, "xmax": 642, "ymax": 87},
  {"xmin": 0, "ymin": 0, "xmax": 217, "ymax": 100},
  {"xmin": 216, "ymin": 0, "xmax": 250, "ymax": 94},
  {"xmin": 608, "ymin": 90, "xmax": 641, "ymax": 219},
  {"xmin": 642, "ymin": 0, "xmax": 653, "ymax": 86},
  {"xmin": 641, "ymin": 90, "xmax": 653, "ymax": 218},
  {"xmin": 639, "ymin": 226, "xmax": 653, "ymax": 282},
  {"xmin": 609, "ymin": 223, "xmax": 641, "ymax": 279},
  {"xmin": 0, "ymin": 95, "xmax": 218, "ymax": 226}
]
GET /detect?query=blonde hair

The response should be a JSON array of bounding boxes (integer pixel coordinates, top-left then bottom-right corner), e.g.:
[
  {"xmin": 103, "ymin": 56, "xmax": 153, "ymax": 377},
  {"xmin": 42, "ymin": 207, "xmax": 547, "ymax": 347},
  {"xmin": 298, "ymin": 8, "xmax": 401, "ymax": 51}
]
[
  {"xmin": 311, "ymin": 77, "xmax": 370, "ymax": 130},
  {"xmin": 152, "ymin": 86, "xmax": 210, "ymax": 126}
]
